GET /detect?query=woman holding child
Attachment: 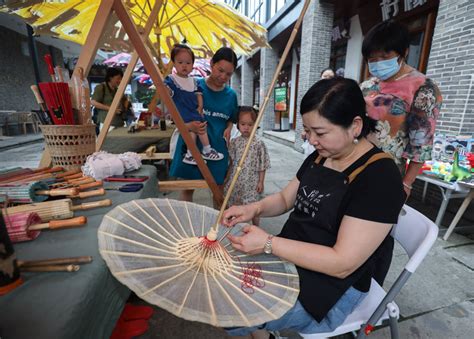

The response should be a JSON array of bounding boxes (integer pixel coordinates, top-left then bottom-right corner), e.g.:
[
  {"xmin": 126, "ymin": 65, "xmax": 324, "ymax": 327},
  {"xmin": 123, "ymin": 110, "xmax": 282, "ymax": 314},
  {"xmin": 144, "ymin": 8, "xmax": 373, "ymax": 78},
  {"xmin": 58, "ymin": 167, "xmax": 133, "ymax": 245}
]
[
  {"xmin": 169, "ymin": 47, "xmax": 238, "ymax": 202},
  {"xmin": 223, "ymin": 77, "xmax": 405, "ymax": 338}
]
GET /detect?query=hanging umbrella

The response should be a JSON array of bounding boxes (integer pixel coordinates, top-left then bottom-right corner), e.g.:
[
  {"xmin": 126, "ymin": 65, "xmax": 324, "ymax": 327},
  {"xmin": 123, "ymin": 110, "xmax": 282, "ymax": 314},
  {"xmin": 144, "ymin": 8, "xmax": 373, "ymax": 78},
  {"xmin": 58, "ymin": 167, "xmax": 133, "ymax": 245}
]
[
  {"xmin": 98, "ymin": 198, "xmax": 299, "ymax": 327},
  {"xmin": 103, "ymin": 52, "xmax": 133, "ymax": 67},
  {"xmin": 1, "ymin": 0, "xmax": 268, "ymax": 58}
]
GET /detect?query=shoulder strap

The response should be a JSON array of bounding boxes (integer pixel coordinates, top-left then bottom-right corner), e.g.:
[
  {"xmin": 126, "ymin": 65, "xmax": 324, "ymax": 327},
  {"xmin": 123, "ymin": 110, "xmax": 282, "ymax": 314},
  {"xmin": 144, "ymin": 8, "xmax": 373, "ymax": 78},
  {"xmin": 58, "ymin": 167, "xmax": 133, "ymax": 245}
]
[
  {"xmin": 315, "ymin": 154, "xmax": 323, "ymax": 164},
  {"xmin": 347, "ymin": 152, "xmax": 392, "ymax": 184}
]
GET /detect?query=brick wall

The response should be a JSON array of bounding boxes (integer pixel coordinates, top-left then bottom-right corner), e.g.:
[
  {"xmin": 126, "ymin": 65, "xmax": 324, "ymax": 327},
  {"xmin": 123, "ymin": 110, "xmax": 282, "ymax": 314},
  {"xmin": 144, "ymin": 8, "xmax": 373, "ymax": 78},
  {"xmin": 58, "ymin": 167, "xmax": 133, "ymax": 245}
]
[
  {"xmin": 0, "ymin": 25, "xmax": 64, "ymax": 111},
  {"xmin": 230, "ymin": 68, "xmax": 242, "ymax": 105},
  {"xmin": 241, "ymin": 56, "xmax": 254, "ymax": 106},
  {"xmin": 294, "ymin": 0, "xmax": 334, "ymax": 152},
  {"xmin": 426, "ymin": 0, "xmax": 474, "ymax": 135},
  {"xmin": 260, "ymin": 42, "xmax": 279, "ymax": 131}
]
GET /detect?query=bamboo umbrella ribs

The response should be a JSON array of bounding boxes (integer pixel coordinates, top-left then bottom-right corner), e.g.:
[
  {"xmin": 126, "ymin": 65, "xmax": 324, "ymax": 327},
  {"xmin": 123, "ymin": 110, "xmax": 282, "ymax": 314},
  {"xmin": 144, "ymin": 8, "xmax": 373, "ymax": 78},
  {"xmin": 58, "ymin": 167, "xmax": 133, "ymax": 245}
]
[{"xmin": 99, "ymin": 199, "xmax": 299, "ymax": 327}]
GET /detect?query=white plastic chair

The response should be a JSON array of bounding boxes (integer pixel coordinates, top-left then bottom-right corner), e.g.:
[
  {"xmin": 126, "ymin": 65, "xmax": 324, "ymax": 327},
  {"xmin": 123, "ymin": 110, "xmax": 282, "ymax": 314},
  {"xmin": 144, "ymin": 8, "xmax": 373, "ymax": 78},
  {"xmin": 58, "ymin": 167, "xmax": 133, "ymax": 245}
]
[{"xmin": 299, "ymin": 205, "xmax": 439, "ymax": 339}]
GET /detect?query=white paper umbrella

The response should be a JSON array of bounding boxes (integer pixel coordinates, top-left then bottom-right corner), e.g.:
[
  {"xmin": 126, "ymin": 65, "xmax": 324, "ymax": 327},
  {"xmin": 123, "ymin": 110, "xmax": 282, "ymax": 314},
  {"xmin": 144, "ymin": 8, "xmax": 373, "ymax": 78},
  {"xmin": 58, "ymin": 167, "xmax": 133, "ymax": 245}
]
[{"xmin": 98, "ymin": 198, "xmax": 299, "ymax": 327}]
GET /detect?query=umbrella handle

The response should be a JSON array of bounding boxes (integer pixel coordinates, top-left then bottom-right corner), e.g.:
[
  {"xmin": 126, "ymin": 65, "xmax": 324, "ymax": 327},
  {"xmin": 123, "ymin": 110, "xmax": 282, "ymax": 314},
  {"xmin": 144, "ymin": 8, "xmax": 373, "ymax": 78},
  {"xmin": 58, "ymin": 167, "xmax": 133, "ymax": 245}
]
[
  {"xmin": 37, "ymin": 188, "xmax": 78, "ymax": 196},
  {"xmin": 29, "ymin": 216, "xmax": 87, "ymax": 231},
  {"xmin": 77, "ymin": 181, "xmax": 103, "ymax": 191},
  {"xmin": 70, "ymin": 188, "xmax": 105, "ymax": 199},
  {"xmin": 20, "ymin": 264, "xmax": 80, "ymax": 272},
  {"xmin": 55, "ymin": 169, "xmax": 81, "ymax": 179},
  {"xmin": 44, "ymin": 54, "xmax": 56, "ymax": 82},
  {"xmin": 70, "ymin": 199, "xmax": 111, "ymax": 211}
]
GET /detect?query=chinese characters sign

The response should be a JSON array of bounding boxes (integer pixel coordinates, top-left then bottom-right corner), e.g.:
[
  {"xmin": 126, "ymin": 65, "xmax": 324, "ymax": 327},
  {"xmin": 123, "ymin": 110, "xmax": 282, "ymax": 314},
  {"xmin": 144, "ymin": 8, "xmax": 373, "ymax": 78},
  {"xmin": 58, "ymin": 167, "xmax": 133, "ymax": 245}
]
[{"xmin": 380, "ymin": 0, "xmax": 427, "ymax": 21}]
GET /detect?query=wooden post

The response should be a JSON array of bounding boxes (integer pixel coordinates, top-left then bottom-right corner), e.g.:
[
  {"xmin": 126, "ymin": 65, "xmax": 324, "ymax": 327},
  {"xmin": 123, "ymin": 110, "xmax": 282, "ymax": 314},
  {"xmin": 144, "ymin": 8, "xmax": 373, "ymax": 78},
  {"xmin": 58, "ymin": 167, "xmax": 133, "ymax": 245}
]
[
  {"xmin": 96, "ymin": 0, "xmax": 164, "ymax": 150},
  {"xmin": 112, "ymin": 0, "xmax": 222, "ymax": 202}
]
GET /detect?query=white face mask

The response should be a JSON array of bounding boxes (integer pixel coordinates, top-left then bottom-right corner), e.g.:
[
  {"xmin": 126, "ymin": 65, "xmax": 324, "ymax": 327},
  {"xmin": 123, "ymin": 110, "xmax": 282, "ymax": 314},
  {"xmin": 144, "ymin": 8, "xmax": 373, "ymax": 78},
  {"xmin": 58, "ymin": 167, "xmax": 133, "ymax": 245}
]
[{"xmin": 368, "ymin": 56, "xmax": 401, "ymax": 80}]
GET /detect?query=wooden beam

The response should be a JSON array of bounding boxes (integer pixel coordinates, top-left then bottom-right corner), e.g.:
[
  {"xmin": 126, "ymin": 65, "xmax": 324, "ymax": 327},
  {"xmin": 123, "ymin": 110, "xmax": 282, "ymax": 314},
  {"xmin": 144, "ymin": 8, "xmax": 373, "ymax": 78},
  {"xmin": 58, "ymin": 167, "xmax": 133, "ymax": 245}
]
[
  {"xmin": 159, "ymin": 180, "xmax": 208, "ymax": 191},
  {"xmin": 96, "ymin": 0, "xmax": 164, "ymax": 150},
  {"xmin": 113, "ymin": 0, "xmax": 223, "ymax": 203}
]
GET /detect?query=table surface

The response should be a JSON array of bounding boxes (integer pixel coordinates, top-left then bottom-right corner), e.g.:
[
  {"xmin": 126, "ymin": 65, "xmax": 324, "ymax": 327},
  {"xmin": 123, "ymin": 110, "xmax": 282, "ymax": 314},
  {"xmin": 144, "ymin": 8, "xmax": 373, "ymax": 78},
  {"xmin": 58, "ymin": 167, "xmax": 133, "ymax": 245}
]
[
  {"xmin": 0, "ymin": 165, "xmax": 158, "ymax": 339},
  {"xmin": 102, "ymin": 126, "xmax": 175, "ymax": 154}
]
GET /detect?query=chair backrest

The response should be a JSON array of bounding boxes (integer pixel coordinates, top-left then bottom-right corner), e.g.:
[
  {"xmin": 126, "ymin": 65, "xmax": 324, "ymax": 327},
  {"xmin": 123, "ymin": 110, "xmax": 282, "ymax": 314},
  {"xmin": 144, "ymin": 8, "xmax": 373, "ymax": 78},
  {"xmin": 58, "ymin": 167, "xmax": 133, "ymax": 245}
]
[{"xmin": 391, "ymin": 205, "xmax": 439, "ymax": 273}]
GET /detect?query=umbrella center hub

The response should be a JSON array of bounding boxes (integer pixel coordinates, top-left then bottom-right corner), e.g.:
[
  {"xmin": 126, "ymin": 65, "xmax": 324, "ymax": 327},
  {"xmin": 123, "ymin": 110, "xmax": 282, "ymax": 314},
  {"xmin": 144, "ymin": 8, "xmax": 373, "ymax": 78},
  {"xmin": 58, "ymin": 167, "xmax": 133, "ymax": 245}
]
[{"xmin": 176, "ymin": 236, "xmax": 232, "ymax": 273}]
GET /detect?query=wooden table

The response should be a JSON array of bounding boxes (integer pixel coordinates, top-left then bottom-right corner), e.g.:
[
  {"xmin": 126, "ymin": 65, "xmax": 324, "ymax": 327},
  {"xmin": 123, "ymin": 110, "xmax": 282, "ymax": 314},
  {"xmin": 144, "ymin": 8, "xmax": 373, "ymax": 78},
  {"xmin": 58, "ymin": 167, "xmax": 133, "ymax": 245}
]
[
  {"xmin": 0, "ymin": 166, "xmax": 158, "ymax": 339},
  {"xmin": 102, "ymin": 126, "xmax": 175, "ymax": 154}
]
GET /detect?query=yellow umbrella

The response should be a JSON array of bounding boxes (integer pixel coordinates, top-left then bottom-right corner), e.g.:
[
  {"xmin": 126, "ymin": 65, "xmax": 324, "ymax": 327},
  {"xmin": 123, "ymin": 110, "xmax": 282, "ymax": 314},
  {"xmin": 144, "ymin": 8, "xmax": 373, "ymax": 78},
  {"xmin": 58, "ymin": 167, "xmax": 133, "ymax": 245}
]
[{"xmin": 1, "ymin": 0, "xmax": 268, "ymax": 58}]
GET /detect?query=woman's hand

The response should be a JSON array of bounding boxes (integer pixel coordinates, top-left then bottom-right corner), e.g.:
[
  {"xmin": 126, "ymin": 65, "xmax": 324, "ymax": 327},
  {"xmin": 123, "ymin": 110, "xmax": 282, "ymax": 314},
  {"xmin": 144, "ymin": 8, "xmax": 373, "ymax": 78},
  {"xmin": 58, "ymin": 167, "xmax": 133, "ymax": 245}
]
[
  {"xmin": 227, "ymin": 225, "xmax": 269, "ymax": 255},
  {"xmin": 256, "ymin": 181, "xmax": 264, "ymax": 194},
  {"xmin": 187, "ymin": 121, "xmax": 207, "ymax": 135},
  {"xmin": 222, "ymin": 204, "xmax": 259, "ymax": 227}
]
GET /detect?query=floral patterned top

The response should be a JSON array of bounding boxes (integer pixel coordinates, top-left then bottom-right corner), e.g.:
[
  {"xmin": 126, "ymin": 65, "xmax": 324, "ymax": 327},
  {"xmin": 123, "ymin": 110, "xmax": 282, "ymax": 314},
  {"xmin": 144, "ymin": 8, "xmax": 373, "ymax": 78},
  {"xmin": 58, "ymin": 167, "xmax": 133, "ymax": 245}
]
[
  {"xmin": 224, "ymin": 136, "xmax": 271, "ymax": 206},
  {"xmin": 360, "ymin": 69, "xmax": 442, "ymax": 168}
]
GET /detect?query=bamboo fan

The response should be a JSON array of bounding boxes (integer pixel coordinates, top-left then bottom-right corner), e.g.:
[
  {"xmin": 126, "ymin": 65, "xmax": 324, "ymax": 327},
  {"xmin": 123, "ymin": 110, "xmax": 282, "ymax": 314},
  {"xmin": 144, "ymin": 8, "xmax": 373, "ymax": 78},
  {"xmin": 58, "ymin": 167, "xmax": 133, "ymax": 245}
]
[
  {"xmin": 98, "ymin": 198, "xmax": 299, "ymax": 327},
  {"xmin": 5, "ymin": 198, "xmax": 112, "ymax": 222}
]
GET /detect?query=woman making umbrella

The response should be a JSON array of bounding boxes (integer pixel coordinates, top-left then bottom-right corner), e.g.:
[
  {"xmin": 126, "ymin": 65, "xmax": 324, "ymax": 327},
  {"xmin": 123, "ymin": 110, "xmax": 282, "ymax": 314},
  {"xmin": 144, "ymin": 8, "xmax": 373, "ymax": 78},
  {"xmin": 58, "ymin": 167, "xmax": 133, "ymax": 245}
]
[
  {"xmin": 360, "ymin": 21, "xmax": 442, "ymax": 198},
  {"xmin": 223, "ymin": 77, "xmax": 405, "ymax": 338},
  {"xmin": 169, "ymin": 47, "xmax": 238, "ymax": 203}
]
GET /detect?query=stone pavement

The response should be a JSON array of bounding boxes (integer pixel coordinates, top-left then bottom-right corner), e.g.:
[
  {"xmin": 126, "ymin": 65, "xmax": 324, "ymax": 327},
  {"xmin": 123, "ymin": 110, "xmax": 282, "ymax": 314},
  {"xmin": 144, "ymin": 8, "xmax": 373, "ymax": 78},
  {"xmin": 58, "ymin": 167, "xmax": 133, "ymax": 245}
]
[{"xmin": 0, "ymin": 136, "xmax": 473, "ymax": 338}]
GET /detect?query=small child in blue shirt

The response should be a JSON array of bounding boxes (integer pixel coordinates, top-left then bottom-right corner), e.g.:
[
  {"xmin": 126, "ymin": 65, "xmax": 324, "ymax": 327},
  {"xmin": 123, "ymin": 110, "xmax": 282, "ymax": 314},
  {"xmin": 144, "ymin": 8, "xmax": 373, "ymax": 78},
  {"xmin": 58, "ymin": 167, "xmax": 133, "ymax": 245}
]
[{"xmin": 165, "ymin": 44, "xmax": 224, "ymax": 165}]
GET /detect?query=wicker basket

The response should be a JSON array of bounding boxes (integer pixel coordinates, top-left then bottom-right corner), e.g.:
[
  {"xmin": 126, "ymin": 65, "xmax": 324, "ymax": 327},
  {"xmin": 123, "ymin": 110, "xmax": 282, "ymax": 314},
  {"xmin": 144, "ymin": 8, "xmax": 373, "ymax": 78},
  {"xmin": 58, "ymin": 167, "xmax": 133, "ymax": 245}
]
[{"xmin": 40, "ymin": 125, "xmax": 96, "ymax": 170}]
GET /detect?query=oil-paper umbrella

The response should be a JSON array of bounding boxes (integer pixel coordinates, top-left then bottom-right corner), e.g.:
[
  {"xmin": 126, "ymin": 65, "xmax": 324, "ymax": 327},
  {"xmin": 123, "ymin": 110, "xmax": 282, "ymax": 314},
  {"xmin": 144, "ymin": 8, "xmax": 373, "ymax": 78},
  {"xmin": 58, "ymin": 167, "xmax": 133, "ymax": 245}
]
[
  {"xmin": 0, "ymin": 0, "xmax": 268, "ymax": 58},
  {"xmin": 98, "ymin": 198, "xmax": 299, "ymax": 327}
]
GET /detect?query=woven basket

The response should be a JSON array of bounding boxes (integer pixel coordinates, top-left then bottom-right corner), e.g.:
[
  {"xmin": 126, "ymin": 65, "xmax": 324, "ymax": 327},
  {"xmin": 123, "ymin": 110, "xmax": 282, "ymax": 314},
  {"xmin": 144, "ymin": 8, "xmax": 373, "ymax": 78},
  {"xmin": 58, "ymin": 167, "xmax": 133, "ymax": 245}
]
[{"xmin": 40, "ymin": 125, "xmax": 96, "ymax": 170}]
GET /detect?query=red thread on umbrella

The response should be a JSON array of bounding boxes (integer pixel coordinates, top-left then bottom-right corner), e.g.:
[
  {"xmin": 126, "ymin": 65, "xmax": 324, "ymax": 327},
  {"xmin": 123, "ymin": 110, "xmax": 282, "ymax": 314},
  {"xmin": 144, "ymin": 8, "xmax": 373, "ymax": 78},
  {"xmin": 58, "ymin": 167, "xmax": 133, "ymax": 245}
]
[{"xmin": 233, "ymin": 256, "xmax": 265, "ymax": 294}]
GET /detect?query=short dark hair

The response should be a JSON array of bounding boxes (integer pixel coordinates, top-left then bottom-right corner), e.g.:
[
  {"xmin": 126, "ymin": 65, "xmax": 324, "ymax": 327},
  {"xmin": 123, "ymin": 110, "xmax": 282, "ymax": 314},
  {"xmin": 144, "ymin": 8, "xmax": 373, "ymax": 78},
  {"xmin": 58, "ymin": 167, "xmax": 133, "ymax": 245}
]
[
  {"xmin": 238, "ymin": 105, "xmax": 258, "ymax": 122},
  {"xmin": 105, "ymin": 67, "xmax": 123, "ymax": 83},
  {"xmin": 212, "ymin": 47, "xmax": 237, "ymax": 69},
  {"xmin": 170, "ymin": 43, "xmax": 195, "ymax": 63},
  {"xmin": 300, "ymin": 77, "xmax": 376, "ymax": 138},
  {"xmin": 362, "ymin": 20, "xmax": 410, "ymax": 60},
  {"xmin": 320, "ymin": 68, "xmax": 335, "ymax": 77}
]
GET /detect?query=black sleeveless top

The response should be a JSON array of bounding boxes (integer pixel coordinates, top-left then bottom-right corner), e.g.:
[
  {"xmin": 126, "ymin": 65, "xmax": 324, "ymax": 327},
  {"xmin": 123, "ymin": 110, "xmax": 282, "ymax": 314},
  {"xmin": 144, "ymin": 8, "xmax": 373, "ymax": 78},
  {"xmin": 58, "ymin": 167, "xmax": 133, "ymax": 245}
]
[{"xmin": 279, "ymin": 147, "xmax": 405, "ymax": 322}]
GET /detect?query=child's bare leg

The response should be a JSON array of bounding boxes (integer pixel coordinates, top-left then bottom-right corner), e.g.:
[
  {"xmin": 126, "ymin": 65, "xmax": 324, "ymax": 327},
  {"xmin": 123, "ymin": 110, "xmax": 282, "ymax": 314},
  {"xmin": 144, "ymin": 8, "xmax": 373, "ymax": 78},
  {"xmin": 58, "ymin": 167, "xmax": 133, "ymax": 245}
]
[{"xmin": 197, "ymin": 132, "xmax": 210, "ymax": 148}]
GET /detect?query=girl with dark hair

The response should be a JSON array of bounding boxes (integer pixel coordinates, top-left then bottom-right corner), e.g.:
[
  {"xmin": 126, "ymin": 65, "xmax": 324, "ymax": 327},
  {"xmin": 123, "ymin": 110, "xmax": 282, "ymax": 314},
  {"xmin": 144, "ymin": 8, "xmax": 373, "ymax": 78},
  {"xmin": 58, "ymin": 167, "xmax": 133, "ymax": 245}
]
[
  {"xmin": 91, "ymin": 67, "xmax": 128, "ymax": 130},
  {"xmin": 223, "ymin": 78, "xmax": 405, "ymax": 338},
  {"xmin": 170, "ymin": 47, "xmax": 239, "ymax": 203},
  {"xmin": 224, "ymin": 106, "xmax": 270, "ymax": 226},
  {"xmin": 361, "ymin": 20, "xmax": 442, "ymax": 198},
  {"xmin": 320, "ymin": 67, "xmax": 335, "ymax": 80},
  {"xmin": 165, "ymin": 44, "xmax": 224, "ymax": 165}
]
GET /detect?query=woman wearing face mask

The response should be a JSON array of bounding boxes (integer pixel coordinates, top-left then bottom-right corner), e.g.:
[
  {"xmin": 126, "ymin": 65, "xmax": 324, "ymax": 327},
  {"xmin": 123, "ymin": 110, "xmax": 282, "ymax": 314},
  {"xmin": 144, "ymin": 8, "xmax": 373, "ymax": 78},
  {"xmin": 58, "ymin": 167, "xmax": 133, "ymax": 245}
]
[{"xmin": 360, "ymin": 21, "xmax": 442, "ymax": 199}]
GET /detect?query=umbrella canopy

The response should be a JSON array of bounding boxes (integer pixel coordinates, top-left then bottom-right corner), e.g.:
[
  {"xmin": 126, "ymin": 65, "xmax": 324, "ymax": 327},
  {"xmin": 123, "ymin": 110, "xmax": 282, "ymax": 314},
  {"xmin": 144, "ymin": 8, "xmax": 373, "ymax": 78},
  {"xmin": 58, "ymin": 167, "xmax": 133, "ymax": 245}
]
[
  {"xmin": 1, "ymin": 0, "xmax": 268, "ymax": 58},
  {"xmin": 98, "ymin": 198, "xmax": 299, "ymax": 327},
  {"xmin": 103, "ymin": 52, "xmax": 133, "ymax": 67}
]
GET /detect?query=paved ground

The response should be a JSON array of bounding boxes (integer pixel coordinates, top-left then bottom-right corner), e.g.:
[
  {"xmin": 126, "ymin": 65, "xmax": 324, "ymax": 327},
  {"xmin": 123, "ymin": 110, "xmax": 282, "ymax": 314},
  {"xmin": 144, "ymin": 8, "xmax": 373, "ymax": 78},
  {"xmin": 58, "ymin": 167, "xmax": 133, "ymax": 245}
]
[{"xmin": 1, "ymin": 134, "xmax": 473, "ymax": 338}]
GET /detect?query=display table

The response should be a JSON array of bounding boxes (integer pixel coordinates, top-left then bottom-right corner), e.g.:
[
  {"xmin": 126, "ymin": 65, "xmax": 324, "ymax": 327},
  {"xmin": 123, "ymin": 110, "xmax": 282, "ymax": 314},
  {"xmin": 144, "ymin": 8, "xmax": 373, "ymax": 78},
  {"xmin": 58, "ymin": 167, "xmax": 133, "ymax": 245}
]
[
  {"xmin": 0, "ymin": 165, "xmax": 158, "ymax": 339},
  {"xmin": 416, "ymin": 174, "xmax": 470, "ymax": 227},
  {"xmin": 102, "ymin": 126, "xmax": 175, "ymax": 154},
  {"xmin": 443, "ymin": 181, "xmax": 474, "ymax": 240}
]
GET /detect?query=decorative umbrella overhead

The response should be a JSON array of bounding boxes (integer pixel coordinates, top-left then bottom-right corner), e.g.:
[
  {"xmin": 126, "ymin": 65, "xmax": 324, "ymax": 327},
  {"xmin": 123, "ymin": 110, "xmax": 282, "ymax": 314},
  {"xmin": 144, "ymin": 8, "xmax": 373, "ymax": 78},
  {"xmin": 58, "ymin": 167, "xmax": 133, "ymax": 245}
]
[
  {"xmin": 98, "ymin": 198, "xmax": 299, "ymax": 327},
  {"xmin": 103, "ymin": 52, "xmax": 133, "ymax": 67},
  {"xmin": 1, "ymin": 0, "xmax": 268, "ymax": 58}
]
